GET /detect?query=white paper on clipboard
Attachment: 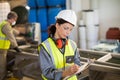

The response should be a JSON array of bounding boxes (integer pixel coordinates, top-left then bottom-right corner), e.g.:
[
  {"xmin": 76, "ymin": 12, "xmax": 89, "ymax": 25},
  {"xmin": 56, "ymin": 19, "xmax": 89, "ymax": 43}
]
[{"xmin": 63, "ymin": 62, "xmax": 89, "ymax": 80}]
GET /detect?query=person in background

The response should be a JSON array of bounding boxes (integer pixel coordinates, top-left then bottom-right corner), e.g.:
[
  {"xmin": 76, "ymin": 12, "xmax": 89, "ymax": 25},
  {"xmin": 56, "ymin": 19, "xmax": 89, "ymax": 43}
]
[
  {"xmin": 0, "ymin": 11, "xmax": 21, "ymax": 80},
  {"xmin": 38, "ymin": 10, "xmax": 81, "ymax": 80}
]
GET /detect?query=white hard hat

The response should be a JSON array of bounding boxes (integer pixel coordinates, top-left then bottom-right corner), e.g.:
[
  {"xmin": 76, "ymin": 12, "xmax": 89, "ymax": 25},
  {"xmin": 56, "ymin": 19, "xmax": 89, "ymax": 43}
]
[{"xmin": 55, "ymin": 10, "xmax": 77, "ymax": 26}]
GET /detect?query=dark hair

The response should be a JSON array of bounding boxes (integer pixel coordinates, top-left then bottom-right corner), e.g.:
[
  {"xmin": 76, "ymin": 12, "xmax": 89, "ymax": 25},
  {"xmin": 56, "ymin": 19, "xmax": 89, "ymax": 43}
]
[
  {"xmin": 48, "ymin": 18, "xmax": 69, "ymax": 37},
  {"xmin": 7, "ymin": 11, "xmax": 18, "ymax": 19}
]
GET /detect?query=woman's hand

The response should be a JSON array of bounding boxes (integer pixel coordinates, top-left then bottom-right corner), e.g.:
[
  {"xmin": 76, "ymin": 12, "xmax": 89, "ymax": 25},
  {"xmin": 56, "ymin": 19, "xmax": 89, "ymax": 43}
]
[{"xmin": 62, "ymin": 64, "xmax": 80, "ymax": 78}]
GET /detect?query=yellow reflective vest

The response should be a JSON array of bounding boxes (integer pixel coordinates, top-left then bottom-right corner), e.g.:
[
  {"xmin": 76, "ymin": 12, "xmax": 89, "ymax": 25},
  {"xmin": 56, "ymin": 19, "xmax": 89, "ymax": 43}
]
[
  {"xmin": 0, "ymin": 21, "xmax": 10, "ymax": 49},
  {"xmin": 39, "ymin": 38, "xmax": 78, "ymax": 80}
]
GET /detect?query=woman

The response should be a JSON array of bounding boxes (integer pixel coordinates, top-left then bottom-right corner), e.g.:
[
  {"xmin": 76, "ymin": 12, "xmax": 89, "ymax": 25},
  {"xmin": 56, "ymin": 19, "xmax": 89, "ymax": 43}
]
[{"xmin": 38, "ymin": 10, "xmax": 81, "ymax": 80}]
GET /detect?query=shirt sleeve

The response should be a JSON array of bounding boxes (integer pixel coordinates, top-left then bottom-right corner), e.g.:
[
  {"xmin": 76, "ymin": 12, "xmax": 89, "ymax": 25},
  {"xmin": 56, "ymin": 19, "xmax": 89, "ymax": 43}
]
[
  {"xmin": 74, "ymin": 48, "xmax": 81, "ymax": 66},
  {"xmin": 39, "ymin": 46, "xmax": 63, "ymax": 80},
  {"xmin": 2, "ymin": 23, "xmax": 18, "ymax": 48}
]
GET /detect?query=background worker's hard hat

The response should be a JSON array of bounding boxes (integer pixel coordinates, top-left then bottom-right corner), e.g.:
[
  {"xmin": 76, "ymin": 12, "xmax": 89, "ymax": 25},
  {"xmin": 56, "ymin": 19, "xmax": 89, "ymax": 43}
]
[{"xmin": 55, "ymin": 10, "xmax": 77, "ymax": 26}]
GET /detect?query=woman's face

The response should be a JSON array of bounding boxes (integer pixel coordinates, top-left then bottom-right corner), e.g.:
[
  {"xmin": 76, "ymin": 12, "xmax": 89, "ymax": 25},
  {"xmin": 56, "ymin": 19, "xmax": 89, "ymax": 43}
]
[{"xmin": 55, "ymin": 23, "xmax": 74, "ymax": 39}]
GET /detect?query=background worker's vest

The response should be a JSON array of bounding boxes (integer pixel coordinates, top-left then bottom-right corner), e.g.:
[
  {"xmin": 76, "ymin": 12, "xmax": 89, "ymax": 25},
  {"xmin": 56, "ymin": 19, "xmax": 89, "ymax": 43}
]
[
  {"xmin": 0, "ymin": 21, "xmax": 10, "ymax": 49},
  {"xmin": 39, "ymin": 38, "xmax": 78, "ymax": 80}
]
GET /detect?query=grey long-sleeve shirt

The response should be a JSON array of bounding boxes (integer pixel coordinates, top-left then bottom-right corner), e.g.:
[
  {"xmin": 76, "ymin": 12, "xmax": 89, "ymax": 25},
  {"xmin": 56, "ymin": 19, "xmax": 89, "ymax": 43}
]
[
  {"xmin": 2, "ymin": 22, "xmax": 18, "ymax": 48},
  {"xmin": 39, "ymin": 43, "xmax": 81, "ymax": 80}
]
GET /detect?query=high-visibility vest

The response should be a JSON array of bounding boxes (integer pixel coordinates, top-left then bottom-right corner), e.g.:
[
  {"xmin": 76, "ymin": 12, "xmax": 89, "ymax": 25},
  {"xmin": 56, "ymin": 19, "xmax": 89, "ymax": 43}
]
[
  {"xmin": 0, "ymin": 21, "xmax": 11, "ymax": 49},
  {"xmin": 38, "ymin": 38, "xmax": 78, "ymax": 80}
]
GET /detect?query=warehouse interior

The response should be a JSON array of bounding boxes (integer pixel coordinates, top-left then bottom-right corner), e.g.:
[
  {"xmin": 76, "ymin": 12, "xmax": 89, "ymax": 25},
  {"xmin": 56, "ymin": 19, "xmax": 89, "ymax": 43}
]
[{"xmin": 0, "ymin": 0, "xmax": 120, "ymax": 80}]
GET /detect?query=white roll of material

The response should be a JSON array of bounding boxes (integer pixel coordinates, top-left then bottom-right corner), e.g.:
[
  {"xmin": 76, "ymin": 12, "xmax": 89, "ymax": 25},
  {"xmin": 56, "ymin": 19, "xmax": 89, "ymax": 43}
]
[
  {"xmin": 82, "ymin": 10, "xmax": 94, "ymax": 25},
  {"xmin": 94, "ymin": 9, "xmax": 99, "ymax": 25},
  {"xmin": 0, "ymin": 2, "xmax": 10, "ymax": 22},
  {"xmin": 94, "ymin": 26, "xmax": 99, "ymax": 41},
  {"xmin": 79, "ymin": 27, "xmax": 87, "ymax": 49},
  {"xmin": 79, "ymin": 27, "xmax": 86, "ymax": 40},
  {"xmin": 86, "ymin": 26, "xmax": 99, "ymax": 49},
  {"xmin": 82, "ymin": 9, "xmax": 99, "ymax": 49},
  {"xmin": 78, "ymin": 20, "xmax": 87, "ymax": 49},
  {"xmin": 86, "ymin": 25, "xmax": 97, "ymax": 41},
  {"xmin": 79, "ymin": 40, "xmax": 87, "ymax": 49},
  {"xmin": 34, "ymin": 23, "xmax": 41, "ymax": 44}
]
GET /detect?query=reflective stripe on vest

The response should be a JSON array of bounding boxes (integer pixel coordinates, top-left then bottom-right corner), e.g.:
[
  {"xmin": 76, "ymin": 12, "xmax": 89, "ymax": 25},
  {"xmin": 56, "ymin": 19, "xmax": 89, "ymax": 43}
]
[
  {"xmin": 40, "ymin": 38, "xmax": 77, "ymax": 80},
  {"xmin": 0, "ymin": 21, "xmax": 10, "ymax": 49}
]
